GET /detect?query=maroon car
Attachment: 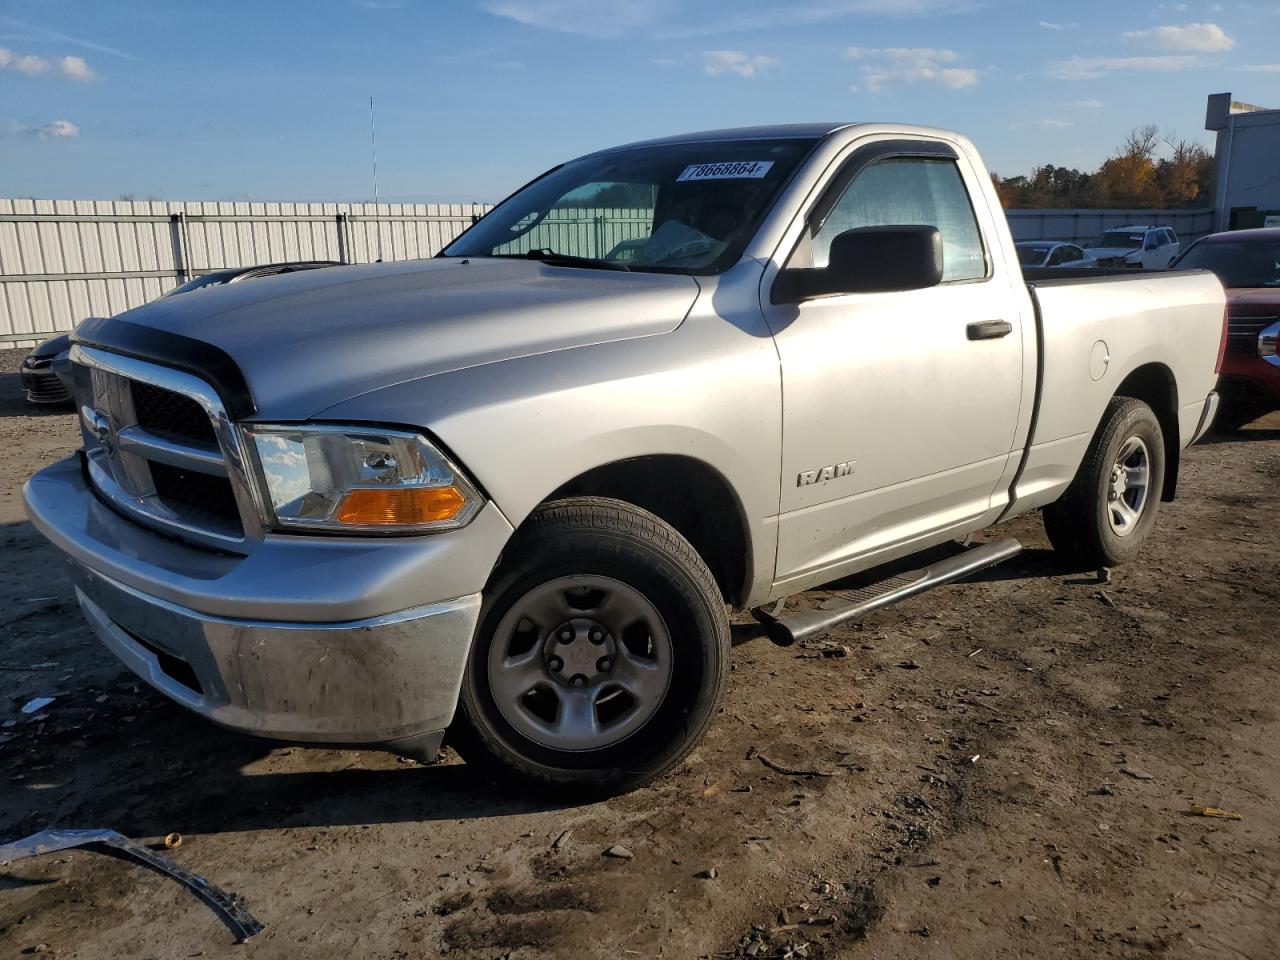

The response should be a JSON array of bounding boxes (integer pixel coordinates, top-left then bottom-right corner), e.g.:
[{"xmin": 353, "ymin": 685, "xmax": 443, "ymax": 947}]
[{"xmin": 1171, "ymin": 229, "xmax": 1280, "ymax": 426}]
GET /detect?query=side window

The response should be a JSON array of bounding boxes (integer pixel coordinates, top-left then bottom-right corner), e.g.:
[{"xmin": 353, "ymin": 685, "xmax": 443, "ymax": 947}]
[
  {"xmin": 1047, "ymin": 246, "xmax": 1066, "ymax": 266},
  {"xmin": 810, "ymin": 157, "xmax": 987, "ymax": 282},
  {"xmin": 1062, "ymin": 245, "xmax": 1083, "ymax": 263}
]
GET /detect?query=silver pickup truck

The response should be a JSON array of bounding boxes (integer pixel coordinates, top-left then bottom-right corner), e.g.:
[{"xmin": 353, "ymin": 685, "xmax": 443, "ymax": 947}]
[{"xmin": 24, "ymin": 123, "xmax": 1226, "ymax": 794}]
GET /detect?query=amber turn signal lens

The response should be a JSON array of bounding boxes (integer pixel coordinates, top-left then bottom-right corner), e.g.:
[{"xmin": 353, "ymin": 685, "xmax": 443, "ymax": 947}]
[{"xmin": 336, "ymin": 486, "xmax": 467, "ymax": 526}]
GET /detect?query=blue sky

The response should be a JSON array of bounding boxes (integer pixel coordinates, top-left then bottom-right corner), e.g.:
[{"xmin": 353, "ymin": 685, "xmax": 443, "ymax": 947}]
[{"xmin": 2, "ymin": 0, "xmax": 1277, "ymax": 202}]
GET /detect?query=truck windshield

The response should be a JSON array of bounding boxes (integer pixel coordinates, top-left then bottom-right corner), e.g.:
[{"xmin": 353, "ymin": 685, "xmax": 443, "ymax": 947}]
[
  {"xmin": 442, "ymin": 139, "xmax": 817, "ymax": 274},
  {"xmin": 1088, "ymin": 231, "xmax": 1143, "ymax": 250},
  {"xmin": 1175, "ymin": 238, "xmax": 1280, "ymax": 288}
]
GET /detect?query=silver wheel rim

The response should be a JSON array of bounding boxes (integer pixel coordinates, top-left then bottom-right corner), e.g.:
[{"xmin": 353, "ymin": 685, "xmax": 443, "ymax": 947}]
[
  {"xmin": 487, "ymin": 575, "xmax": 673, "ymax": 752},
  {"xmin": 1106, "ymin": 435, "xmax": 1150, "ymax": 537}
]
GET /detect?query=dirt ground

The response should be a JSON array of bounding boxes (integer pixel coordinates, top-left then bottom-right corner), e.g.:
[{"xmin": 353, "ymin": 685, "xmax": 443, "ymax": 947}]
[{"xmin": 1, "ymin": 345, "xmax": 1277, "ymax": 960}]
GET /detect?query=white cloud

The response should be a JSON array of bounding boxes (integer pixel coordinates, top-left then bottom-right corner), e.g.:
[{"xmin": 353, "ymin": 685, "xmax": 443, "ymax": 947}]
[
  {"xmin": 1063, "ymin": 98, "xmax": 1104, "ymax": 108},
  {"xmin": 57, "ymin": 55, "xmax": 95, "ymax": 81},
  {"xmin": 846, "ymin": 46, "xmax": 979, "ymax": 92},
  {"xmin": 661, "ymin": 1, "xmax": 980, "ymax": 38},
  {"xmin": 1124, "ymin": 22, "xmax": 1234, "ymax": 52},
  {"xmin": 8, "ymin": 119, "xmax": 80, "ymax": 141},
  {"xmin": 1039, "ymin": 20, "xmax": 1077, "ymax": 30},
  {"xmin": 1035, "ymin": 118, "xmax": 1072, "ymax": 128},
  {"xmin": 0, "ymin": 47, "xmax": 96, "ymax": 80},
  {"xmin": 1235, "ymin": 63, "xmax": 1280, "ymax": 72},
  {"xmin": 0, "ymin": 47, "xmax": 49, "ymax": 75},
  {"xmin": 702, "ymin": 49, "xmax": 779, "ymax": 77},
  {"xmin": 1046, "ymin": 55, "xmax": 1201, "ymax": 80},
  {"xmin": 37, "ymin": 119, "xmax": 79, "ymax": 140}
]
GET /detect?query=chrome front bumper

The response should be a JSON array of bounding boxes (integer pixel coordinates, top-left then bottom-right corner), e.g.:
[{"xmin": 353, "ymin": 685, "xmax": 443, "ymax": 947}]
[
  {"xmin": 70, "ymin": 563, "xmax": 480, "ymax": 750},
  {"xmin": 24, "ymin": 455, "xmax": 510, "ymax": 753}
]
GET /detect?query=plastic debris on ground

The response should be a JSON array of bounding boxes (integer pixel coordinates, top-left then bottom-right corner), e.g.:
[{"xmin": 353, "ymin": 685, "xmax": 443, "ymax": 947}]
[{"xmin": 0, "ymin": 828, "xmax": 264, "ymax": 943}]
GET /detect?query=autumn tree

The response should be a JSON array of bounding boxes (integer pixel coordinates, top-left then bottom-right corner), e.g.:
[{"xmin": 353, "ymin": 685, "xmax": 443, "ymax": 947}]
[
  {"xmin": 1155, "ymin": 137, "xmax": 1214, "ymax": 207},
  {"xmin": 992, "ymin": 124, "xmax": 1214, "ymax": 210},
  {"xmin": 1090, "ymin": 125, "xmax": 1163, "ymax": 208}
]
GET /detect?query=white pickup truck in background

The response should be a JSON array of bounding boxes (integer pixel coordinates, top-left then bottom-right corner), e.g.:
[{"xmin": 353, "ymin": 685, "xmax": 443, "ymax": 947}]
[
  {"xmin": 25, "ymin": 122, "xmax": 1226, "ymax": 794},
  {"xmin": 1085, "ymin": 224, "xmax": 1182, "ymax": 269}
]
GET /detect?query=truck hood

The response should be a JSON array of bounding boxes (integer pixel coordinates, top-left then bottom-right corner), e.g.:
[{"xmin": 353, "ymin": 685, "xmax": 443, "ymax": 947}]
[
  {"xmin": 1085, "ymin": 247, "xmax": 1139, "ymax": 261},
  {"xmin": 98, "ymin": 258, "xmax": 701, "ymax": 419}
]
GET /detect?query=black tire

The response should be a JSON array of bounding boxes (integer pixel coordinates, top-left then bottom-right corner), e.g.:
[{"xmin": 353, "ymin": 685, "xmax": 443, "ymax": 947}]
[
  {"xmin": 450, "ymin": 496, "xmax": 730, "ymax": 796},
  {"xmin": 1043, "ymin": 397, "xmax": 1165, "ymax": 568}
]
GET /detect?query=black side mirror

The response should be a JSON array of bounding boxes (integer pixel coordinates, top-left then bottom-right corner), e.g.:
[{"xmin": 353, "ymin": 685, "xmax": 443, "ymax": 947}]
[{"xmin": 776, "ymin": 225, "xmax": 944, "ymax": 303}]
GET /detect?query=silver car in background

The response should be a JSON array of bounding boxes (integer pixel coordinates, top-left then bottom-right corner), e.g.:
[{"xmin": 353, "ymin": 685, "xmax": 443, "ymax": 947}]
[{"xmin": 1015, "ymin": 240, "xmax": 1097, "ymax": 269}]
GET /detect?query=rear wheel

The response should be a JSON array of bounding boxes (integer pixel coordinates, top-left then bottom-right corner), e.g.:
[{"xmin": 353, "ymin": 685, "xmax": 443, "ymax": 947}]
[
  {"xmin": 1043, "ymin": 397, "xmax": 1165, "ymax": 567},
  {"xmin": 451, "ymin": 497, "xmax": 729, "ymax": 795}
]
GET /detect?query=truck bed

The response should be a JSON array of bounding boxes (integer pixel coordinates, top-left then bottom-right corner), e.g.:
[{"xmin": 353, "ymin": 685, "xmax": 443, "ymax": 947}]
[{"xmin": 1009, "ymin": 267, "xmax": 1224, "ymax": 514}]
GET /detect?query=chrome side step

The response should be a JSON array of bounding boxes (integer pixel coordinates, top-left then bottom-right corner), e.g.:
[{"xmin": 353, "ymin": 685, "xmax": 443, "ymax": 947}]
[{"xmin": 765, "ymin": 538, "xmax": 1023, "ymax": 646}]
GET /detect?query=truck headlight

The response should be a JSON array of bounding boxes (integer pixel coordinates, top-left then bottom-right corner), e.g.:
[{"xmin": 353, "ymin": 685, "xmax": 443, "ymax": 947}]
[{"xmin": 242, "ymin": 424, "xmax": 482, "ymax": 533}]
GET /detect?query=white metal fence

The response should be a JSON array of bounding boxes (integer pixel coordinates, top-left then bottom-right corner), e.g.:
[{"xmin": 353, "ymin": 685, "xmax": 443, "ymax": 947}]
[
  {"xmin": 0, "ymin": 198, "xmax": 492, "ymax": 347},
  {"xmin": 1006, "ymin": 207, "xmax": 1215, "ymax": 245},
  {"xmin": 1, "ymin": 197, "xmax": 1218, "ymax": 349},
  {"xmin": 494, "ymin": 208, "xmax": 653, "ymax": 260}
]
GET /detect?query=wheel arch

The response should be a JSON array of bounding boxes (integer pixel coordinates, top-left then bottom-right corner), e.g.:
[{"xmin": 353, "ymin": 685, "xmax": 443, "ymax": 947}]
[
  {"xmin": 539, "ymin": 455, "xmax": 752, "ymax": 608},
  {"xmin": 1113, "ymin": 361, "xmax": 1179, "ymax": 501}
]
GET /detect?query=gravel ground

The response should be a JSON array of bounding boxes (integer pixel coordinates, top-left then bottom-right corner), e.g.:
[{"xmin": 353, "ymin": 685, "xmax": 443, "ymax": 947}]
[{"xmin": 1, "ymin": 345, "xmax": 1278, "ymax": 959}]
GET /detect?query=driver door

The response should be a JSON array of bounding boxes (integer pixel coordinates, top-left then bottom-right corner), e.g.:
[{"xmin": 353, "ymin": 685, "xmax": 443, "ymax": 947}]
[{"xmin": 761, "ymin": 139, "xmax": 1028, "ymax": 587}]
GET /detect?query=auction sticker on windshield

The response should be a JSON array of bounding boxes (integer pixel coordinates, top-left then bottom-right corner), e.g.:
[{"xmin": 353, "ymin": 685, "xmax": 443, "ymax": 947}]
[{"xmin": 676, "ymin": 161, "xmax": 774, "ymax": 182}]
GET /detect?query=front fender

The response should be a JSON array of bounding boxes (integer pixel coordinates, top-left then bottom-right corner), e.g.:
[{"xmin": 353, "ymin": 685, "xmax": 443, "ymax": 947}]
[{"xmin": 316, "ymin": 316, "xmax": 784, "ymax": 606}]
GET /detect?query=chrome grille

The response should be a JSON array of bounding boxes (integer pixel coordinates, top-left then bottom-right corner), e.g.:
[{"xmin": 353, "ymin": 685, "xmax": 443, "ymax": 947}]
[
  {"xmin": 1227, "ymin": 315, "xmax": 1278, "ymax": 356},
  {"xmin": 70, "ymin": 345, "xmax": 258, "ymax": 549}
]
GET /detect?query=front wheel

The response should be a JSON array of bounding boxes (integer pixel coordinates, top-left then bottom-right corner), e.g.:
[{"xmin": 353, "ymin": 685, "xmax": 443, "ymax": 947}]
[
  {"xmin": 450, "ymin": 497, "xmax": 730, "ymax": 796},
  {"xmin": 1043, "ymin": 396, "xmax": 1165, "ymax": 567}
]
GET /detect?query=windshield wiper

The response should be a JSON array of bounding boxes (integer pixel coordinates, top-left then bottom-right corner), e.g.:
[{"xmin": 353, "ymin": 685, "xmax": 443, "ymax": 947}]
[{"xmin": 521, "ymin": 248, "xmax": 630, "ymax": 272}]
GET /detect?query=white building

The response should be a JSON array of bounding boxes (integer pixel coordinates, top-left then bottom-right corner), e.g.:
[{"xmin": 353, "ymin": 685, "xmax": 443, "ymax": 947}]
[{"xmin": 1206, "ymin": 92, "xmax": 1280, "ymax": 232}]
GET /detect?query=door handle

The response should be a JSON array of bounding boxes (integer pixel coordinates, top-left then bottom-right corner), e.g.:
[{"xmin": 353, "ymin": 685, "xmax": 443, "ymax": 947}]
[{"xmin": 967, "ymin": 320, "xmax": 1013, "ymax": 341}]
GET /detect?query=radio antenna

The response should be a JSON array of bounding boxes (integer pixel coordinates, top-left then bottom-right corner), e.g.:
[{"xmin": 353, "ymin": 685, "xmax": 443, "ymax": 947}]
[{"xmin": 369, "ymin": 96, "xmax": 383, "ymax": 261}]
